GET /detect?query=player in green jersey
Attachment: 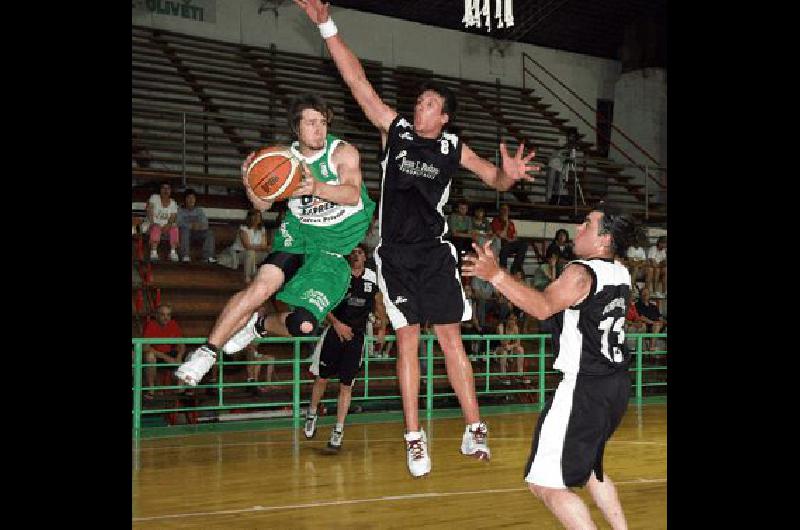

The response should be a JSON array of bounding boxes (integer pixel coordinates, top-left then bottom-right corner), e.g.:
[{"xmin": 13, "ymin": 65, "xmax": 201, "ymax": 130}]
[{"xmin": 177, "ymin": 94, "xmax": 375, "ymax": 386}]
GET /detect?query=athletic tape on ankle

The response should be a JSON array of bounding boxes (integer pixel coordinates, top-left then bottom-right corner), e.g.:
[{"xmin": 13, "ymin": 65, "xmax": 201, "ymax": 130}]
[{"xmin": 318, "ymin": 18, "xmax": 337, "ymax": 39}]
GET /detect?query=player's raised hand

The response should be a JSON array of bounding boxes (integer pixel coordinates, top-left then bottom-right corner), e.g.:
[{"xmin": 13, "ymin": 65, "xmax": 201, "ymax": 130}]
[
  {"xmin": 293, "ymin": 0, "xmax": 329, "ymax": 24},
  {"xmin": 462, "ymin": 241, "xmax": 502, "ymax": 282},
  {"xmin": 291, "ymin": 162, "xmax": 317, "ymax": 197},
  {"xmin": 500, "ymin": 142, "xmax": 539, "ymax": 183}
]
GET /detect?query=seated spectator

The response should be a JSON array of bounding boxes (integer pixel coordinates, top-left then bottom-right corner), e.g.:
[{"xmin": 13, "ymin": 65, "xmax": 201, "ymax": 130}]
[
  {"xmin": 495, "ymin": 313, "xmax": 530, "ymax": 385},
  {"xmin": 448, "ymin": 199, "xmax": 474, "ymax": 259},
  {"xmin": 545, "ymin": 128, "xmax": 580, "ymax": 205},
  {"xmin": 362, "ymin": 213, "xmax": 380, "ymax": 269},
  {"xmin": 146, "ymin": 181, "xmax": 179, "ymax": 262},
  {"xmin": 177, "ymin": 189, "xmax": 217, "ymax": 263},
  {"xmin": 544, "ymin": 229, "xmax": 576, "ymax": 281},
  {"xmin": 491, "ymin": 204, "xmax": 529, "ymax": 274},
  {"xmin": 235, "ymin": 209, "xmax": 271, "ymax": 283},
  {"xmin": 470, "ymin": 275, "xmax": 495, "ymax": 332},
  {"xmin": 625, "ymin": 297, "xmax": 647, "ymax": 351},
  {"xmin": 472, "ymin": 206, "xmax": 500, "ymax": 256},
  {"xmin": 142, "ymin": 304, "xmax": 185, "ymax": 400},
  {"xmin": 646, "ymin": 236, "xmax": 667, "ymax": 298},
  {"xmin": 461, "ymin": 283, "xmax": 484, "ymax": 360},
  {"xmin": 624, "ymin": 230, "xmax": 649, "ymax": 296},
  {"xmin": 531, "ymin": 262, "xmax": 553, "ymax": 291},
  {"xmin": 635, "ymin": 287, "xmax": 667, "ymax": 351}
]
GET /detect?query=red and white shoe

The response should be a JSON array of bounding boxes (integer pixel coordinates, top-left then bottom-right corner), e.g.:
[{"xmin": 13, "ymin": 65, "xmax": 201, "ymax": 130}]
[{"xmin": 461, "ymin": 421, "xmax": 491, "ymax": 460}]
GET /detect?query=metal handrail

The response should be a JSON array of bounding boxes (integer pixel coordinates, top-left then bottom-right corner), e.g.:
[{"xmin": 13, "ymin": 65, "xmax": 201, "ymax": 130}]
[
  {"xmin": 131, "ymin": 332, "xmax": 667, "ymax": 439},
  {"xmin": 521, "ymin": 52, "xmax": 667, "ymax": 191}
]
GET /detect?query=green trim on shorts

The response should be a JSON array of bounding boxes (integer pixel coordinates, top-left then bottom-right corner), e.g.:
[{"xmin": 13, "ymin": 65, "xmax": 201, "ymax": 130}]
[{"xmin": 276, "ymin": 251, "xmax": 351, "ymax": 323}]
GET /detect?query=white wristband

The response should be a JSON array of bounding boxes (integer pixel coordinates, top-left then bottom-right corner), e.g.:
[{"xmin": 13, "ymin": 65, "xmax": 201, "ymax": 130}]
[{"xmin": 318, "ymin": 18, "xmax": 338, "ymax": 39}]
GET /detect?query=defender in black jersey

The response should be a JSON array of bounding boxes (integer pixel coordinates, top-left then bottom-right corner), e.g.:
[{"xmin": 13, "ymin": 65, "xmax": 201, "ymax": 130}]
[
  {"xmin": 303, "ymin": 244, "xmax": 387, "ymax": 453},
  {"xmin": 297, "ymin": 0, "xmax": 541, "ymax": 478},
  {"xmin": 464, "ymin": 203, "xmax": 636, "ymax": 530}
]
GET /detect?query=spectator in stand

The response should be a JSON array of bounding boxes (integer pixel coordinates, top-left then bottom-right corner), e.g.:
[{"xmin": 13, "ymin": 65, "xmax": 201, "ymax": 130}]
[
  {"xmin": 495, "ymin": 313, "xmax": 530, "ymax": 385},
  {"xmin": 472, "ymin": 206, "xmax": 500, "ymax": 256},
  {"xmin": 470, "ymin": 275, "xmax": 495, "ymax": 335},
  {"xmin": 635, "ymin": 287, "xmax": 667, "ymax": 351},
  {"xmin": 448, "ymin": 199, "xmax": 474, "ymax": 259},
  {"xmin": 491, "ymin": 204, "xmax": 529, "ymax": 273},
  {"xmin": 177, "ymin": 189, "xmax": 217, "ymax": 264},
  {"xmin": 461, "ymin": 283, "xmax": 483, "ymax": 361},
  {"xmin": 142, "ymin": 304, "xmax": 186, "ymax": 400},
  {"xmin": 624, "ymin": 230, "xmax": 648, "ymax": 296},
  {"xmin": 238, "ymin": 209, "xmax": 272, "ymax": 283},
  {"xmin": 646, "ymin": 236, "xmax": 667, "ymax": 298},
  {"xmin": 544, "ymin": 229, "xmax": 576, "ymax": 281},
  {"xmin": 146, "ymin": 181, "xmax": 179, "ymax": 262},
  {"xmin": 624, "ymin": 297, "xmax": 647, "ymax": 351},
  {"xmin": 361, "ymin": 213, "xmax": 381, "ymax": 269}
]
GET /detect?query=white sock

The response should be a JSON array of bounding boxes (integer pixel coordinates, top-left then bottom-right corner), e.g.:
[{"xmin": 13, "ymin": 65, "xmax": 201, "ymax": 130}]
[
  {"xmin": 468, "ymin": 421, "xmax": 483, "ymax": 430},
  {"xmin": 307, "ymin": 406, "xmax": 316, "ymax": 418},
  {"xmin": 405, "ymin": 430, "xmax": 422, "ymax": 440},
  {"xmin": 335, "ymin": 422, "xmax": 344, "ymax": 433}
]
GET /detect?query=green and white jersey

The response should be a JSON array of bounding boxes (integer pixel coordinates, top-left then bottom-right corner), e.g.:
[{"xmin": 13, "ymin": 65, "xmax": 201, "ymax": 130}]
[{"xmin": 273, "ymin": 134, "xmax": 375, "ymax": 255}]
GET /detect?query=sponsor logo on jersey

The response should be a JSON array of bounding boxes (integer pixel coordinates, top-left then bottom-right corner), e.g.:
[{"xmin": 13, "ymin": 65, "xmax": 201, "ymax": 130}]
[
  {"xmin": 395, "ymin": 150, "xmax": 407, "ymax": 160},
  {"xmin": 302, "ymin": 289, "xmax": 330, "ymax": 313},
  {"xmin": 279, "ymin": 221, "xmax": 293, "ymax": 247},
  {"xmin": 398, "ymin": 157, "xmax": 440, "ymax": 180},
  {"xmin": 400, "ymin": 132, "xmax": 414, "ymax": 141},
  {"xmin": 394, "ymin": 295, "xmax": 408, "ymax": 304}
]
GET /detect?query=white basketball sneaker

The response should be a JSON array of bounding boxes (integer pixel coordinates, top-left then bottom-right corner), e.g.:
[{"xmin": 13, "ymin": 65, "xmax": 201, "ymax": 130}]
[
  {"xmin": 222, "ymin": 312, "xmax": 262, "ymax": 354},
  {"xmin": 324, "ymin": 428, "xmax": 343, "ymax": 453},
  {"xmin": 405, "ymin": 429, "xmax": 431, "ymax": 477},
  {"xmin": 461, "ymin": 421, "xmax": 491, "ymax": 460},
  {"xmin": 303, "ymin": 414, "xmax": 318, "ymax": 439},
  {"xmin": 175, "ymin": 346, "xmax": 217, "ymax": 386}
]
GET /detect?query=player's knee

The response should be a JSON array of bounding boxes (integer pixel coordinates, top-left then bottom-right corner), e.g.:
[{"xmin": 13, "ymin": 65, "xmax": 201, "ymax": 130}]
[
  {"xmin": 528, "ymin": 483, "xmax": 549, "ymax": 500},
  {"xmin": 285, "ymin": 307, "xmax": 318, "ymax": 337}
]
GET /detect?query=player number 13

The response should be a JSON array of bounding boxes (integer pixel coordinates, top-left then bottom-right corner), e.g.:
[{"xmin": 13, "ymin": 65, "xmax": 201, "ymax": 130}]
[{"xmin": 598, "ymin": 316, "xmax": 625, "ymax": 363}]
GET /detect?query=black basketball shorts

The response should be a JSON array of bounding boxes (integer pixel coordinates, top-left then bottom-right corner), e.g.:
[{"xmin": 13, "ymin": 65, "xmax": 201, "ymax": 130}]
[
  {"xmin": 524, "ymin": 369, "xmax": 630, "ymax": 488},
  {"xmin": 309, "ymin": 326, "xmax": 365, "ymax": 386},
  {"xmin": 374, "ymin": 241, "xmax": 471, "ymax": 329}
]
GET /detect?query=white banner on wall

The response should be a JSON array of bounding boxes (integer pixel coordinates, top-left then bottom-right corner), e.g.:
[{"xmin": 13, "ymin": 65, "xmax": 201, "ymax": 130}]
[{"xmin": 132, "ymin": 0, "xmax": 216, "ymax": 23}]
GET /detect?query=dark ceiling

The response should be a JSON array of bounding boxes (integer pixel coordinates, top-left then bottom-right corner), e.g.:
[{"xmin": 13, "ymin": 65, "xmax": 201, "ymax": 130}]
[{"xmin": 324, "ymin": 0, "xmax": 667, "ymax": 61}]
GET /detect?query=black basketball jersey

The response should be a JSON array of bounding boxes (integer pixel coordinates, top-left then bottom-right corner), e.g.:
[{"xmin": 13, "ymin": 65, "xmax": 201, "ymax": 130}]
[
  {"xmin": 378, "ymin": 115, "xmax": 463, "ymax": 245},
  {"xmin": 331, "ymin": 267, "xmax": 379, "ymax": 331},
  {"xmin": 550, "ymin": 259, "xmax": 632, "ymax": 376}
]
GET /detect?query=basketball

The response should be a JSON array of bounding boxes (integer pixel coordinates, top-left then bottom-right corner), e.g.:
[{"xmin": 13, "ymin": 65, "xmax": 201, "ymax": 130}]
[{"xmin": 244, "ymin": 146, "xmax": 303, "ymax": 201}]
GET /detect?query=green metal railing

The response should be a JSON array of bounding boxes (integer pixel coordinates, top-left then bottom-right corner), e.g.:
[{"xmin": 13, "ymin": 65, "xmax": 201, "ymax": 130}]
[{"xmin": 132, "ymin": 333, "xmax": 667, "ymax": 439}]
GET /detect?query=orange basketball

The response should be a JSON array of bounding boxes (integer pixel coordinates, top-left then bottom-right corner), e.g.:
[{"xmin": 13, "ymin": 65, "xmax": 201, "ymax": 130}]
[{"xmin": 244, "ymin": 146, "xmax": 303, "ymax": 201}]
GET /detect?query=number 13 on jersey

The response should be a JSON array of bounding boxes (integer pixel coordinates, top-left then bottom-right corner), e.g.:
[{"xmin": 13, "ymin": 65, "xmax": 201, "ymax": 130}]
[{"xmin": 599, "ymin": 316, "xmax": 625, "ymax": 363}]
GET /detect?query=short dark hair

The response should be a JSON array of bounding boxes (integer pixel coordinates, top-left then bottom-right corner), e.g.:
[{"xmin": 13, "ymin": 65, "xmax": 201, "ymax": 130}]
[
  {"xmin": 595, "ymin": 202, "xmax": 636, "ymax": 257},
  {"xmin": 417, "ymin": 81, "xmax": 457, "ymax": 123},
  {"xmin": 555, "ymin": 228, "xmax": 569, "ymax": 241},
  {"xmin": 184, "ymin": 188, "xmax": 197, "ymax": 199},
  {"xmin": 288, "ymin": 94, "xmax": 333, "ymax": 137}
]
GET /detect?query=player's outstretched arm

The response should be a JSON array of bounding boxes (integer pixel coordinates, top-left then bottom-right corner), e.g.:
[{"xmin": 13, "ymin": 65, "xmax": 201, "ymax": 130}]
[
  {"xmin": 460, "ymin": 142, "xmax": 540, "ymax": 192},
  {"xmin": 462, "ymin": 241, "xmax": 591, "ymax": 320},
  {"xmin": 294, "ymin": 0, "xmax": 396, "ymax": 134},
  {"xmin": 291, "ymin": 143, "xmax": 362, "ymax": 205}
]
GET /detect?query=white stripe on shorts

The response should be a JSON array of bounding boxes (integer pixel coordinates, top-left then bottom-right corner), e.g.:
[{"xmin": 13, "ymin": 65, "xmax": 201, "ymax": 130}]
[
  {"xmin": 443, "ymin": 238, "xmax": 472, "ymax": 322},
  {"xmin": 309, "ymin": 325, "xmax": 330, "ymax": 377},
  {"xmin": 525, "ymin": 375, "xmax": 577, "ymax": 488},
  {"xmin": 373, "ymin": 242, "xmax": 409, "ymax": 330}
]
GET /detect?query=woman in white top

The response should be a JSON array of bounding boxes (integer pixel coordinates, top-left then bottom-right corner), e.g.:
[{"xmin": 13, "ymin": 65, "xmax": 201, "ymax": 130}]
[
  {"xmin": 236, "ymin": 209, "xmax": 271, "ymax": 283},
  {"xmin": 146, "ymin": 181, "xmax": 179, "ymax": 261}
]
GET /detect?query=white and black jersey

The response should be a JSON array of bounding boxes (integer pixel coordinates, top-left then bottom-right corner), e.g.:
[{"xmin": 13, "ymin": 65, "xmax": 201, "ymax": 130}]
[
  {"xmin": 331, "ymin": 268, "xmax": 379, "ymax": 332},
  {"xmin": 378, "ymin": 115, "xmax": 463, "ymax": 245},
  {"xmin": 550, "ymin": 259, "xmax": 632, "ymax": 376},
  {"xmin": 524, "ymin": 258, "xmax": 633, "ymax": 489}
]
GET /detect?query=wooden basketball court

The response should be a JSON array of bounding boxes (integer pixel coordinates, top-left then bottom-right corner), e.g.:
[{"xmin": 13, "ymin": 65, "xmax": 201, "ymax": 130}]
[{"xmin": 133, "ymin": 404, "xmax": 666, "ymax": 528}]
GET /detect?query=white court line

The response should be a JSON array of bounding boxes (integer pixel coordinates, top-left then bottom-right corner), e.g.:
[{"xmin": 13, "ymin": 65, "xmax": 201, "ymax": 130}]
[
  {"xmin": 132, "ymin": 478, "xmax": 666, "ymax": 522},
  {"xmin": 136, "ymin": 438, "xmax": 665, "ymax": 452}
]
